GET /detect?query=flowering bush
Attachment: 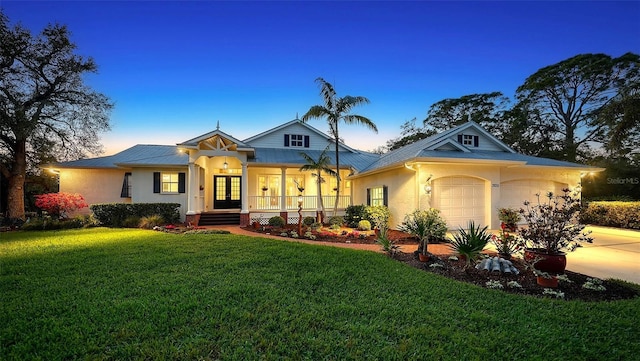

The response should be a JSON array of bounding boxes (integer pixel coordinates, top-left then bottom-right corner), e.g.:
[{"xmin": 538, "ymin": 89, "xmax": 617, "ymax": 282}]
[
  {"xmin": 518, "ymin": 189, "xmax": 593, "ymax": 254},
  {"xmin": 497, "ymin": 208, "xmax": 521, "ymax": 230},
  {"xmin": 398, "ymin": 208, "xmax": 447, "ymax": 255},
  {"xmin": 34, "ymin": 192, "xmax": 88, "ymax": 219},
  {"xmin": 490, "ymin": 223, "xmax": 523, "ymax": 258}
]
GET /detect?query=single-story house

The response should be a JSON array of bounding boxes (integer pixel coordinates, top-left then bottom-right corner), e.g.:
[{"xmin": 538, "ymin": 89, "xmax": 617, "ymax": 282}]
[{"xmin": 49, "ymin": 118, "xmax": 602, "ymax": 229}]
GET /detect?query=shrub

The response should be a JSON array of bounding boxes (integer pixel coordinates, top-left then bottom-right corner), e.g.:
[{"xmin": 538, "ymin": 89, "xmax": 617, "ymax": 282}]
[
  {"xmin": 328, "ymin": 216, "xmax": 344, "ymax": 227},
  {"xmin": 449, "ymin": 221, "xmax": 491, "ymax": 266},
  {"xmin": 398, "ymin": 209, "xmax": 447, "ymax": 255},
  {"xmin": 34, "ymin": 192, "xmax": 88, "ymax": 219},
  {"xmin": 519, "ymin": 189, "xmax": 593, "ymax": 253},
  {"xmin": 357, "ymin": 220, "xmax": 372, "ymax": 231},
  {"xmin": 268, "ymin": 216, "xmax": 285, "ymax": 228},
  {"xmin": 344, "ymin": 205, "xmax": 368, "ymax": 227},
  {"xmin": 90, "ymin": 203, "xmax": 180, "ymax": 227},
  {"xmin": 366, "ymin": 205, "xmax": 391, "ymax": 235},
  {"xmin": 122, "ymin": 216, "xmax": 142, "ymax": 228},
  {"xmin": 140, "ymin": 215, "xmax": 164, "ymax": 229},
  {"xmin": 303, "ymin": 216, "xmax": 316, "ymax": 226},
  {"xmin": 20, "ymin": 215, "xmax": 93, "ymax": 231},
  {"xmin": 580, "ymin": 201, "xmax": 640, "ymax": 230}
]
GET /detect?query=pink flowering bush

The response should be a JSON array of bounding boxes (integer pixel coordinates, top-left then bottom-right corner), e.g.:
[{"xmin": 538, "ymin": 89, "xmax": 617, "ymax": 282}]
[{"xmin": 34, "ymin": 192, "xmax": 88, "ymax": 219}]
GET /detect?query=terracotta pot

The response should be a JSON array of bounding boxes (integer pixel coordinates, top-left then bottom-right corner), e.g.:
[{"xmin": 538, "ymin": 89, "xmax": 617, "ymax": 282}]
[
  {"xmin": 537, "ymin": 275, "xmax": 559, "ymax": 288},
  {"xmin": 524, "ymin": 248, "xmax": 567, "ymax": 274},
  {"xmin": 418, "ymin": 253, "xmax": 429, "ymax": 262}
]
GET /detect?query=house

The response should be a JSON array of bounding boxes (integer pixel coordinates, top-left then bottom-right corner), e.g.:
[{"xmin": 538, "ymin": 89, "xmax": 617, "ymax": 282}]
[{"xmin": 49, "ymin": 118, "xmax": 602, "ymax": 229}]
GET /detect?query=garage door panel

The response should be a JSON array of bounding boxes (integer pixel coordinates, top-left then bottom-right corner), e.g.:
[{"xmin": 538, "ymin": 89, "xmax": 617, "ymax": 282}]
[
  {"xmin": 501, "ymin": 180, "xmax": 566, "ymax": 211},
  {"xmin": 434, "ymin": 176, "xmax": 485, "ymax": 229}
]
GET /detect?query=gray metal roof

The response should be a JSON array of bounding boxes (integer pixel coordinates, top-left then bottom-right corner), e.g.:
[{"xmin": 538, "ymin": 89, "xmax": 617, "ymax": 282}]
[
  {"xmin": 54, "ymin": 145, "xmax": 188, "ymax": 169},
  {"xmin": 249, "ymin": 147, "xmax": 380, "ymax": 172}
]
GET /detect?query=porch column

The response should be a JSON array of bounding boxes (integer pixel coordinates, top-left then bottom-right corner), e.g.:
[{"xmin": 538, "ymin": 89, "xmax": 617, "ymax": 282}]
[
  {"xmin": 280, "ymin": 167, "xmax": 287, "ymax": 221},
  {"xmin": 185, "ymin": 162, "xmax": 197, "ymax": 225},
  {"xmin": 240, "ymin": 162, "xmax": 250, "ymax": 226}
]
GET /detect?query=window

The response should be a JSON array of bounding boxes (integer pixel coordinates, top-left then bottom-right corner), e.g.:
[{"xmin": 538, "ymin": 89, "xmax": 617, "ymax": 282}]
[
  {"xmin": 153, "ymin": 172, "xmax": 186, "ymax": 194},
  {"xmin": 284, "ymin": 134, "xmax": 310, "ymax": 148},
  {"xmin": 367, "ymin": 186, "xmax": 388, "ymax": 206},
  {"xmin": 120, "ymin": 172, "xmax": 132, "ymax": 198},
  {"xmin": 286, "ymin": 175, "xmax": 305, "ymax": 195},
  {"xmin": 457, "ymin": 134, "xmax": 479, "ymax": 147},
  {"xmin": 463, "ymin": 135, "xmax": 474, "ymax": 146},
  {"xmin": 162, "ymin": 173, "xmax": 180, "ymax": 193}
]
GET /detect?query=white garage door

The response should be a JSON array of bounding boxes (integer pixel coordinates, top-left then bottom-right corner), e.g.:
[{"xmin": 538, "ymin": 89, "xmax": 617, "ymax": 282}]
[
  {"xmin": 433, "ymin": 176, "xmax": 486, "ymax": 229},
  {"xmin": 500, "ymin": 180, "xmax": 566, "ymax": 211}
]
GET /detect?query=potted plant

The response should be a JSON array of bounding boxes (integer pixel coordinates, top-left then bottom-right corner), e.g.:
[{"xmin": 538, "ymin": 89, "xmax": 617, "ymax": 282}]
[
  {"xmin": 497, "ymin": 207, "xmax": 521, "ymax": 231},
  {"xmin": 449, "ymin": 221, "xmax": 492, "ymax": 266},
  {"xmin": 518, "ymin": 189, "xmax": 593, "ymax": 279},
  {"xmin": 490, "ymin": 222, "xmax": 522, "ymax": 260},
  {"xmin": 398, "ymin": 208, "xmax": 447, "ymax": 262}
]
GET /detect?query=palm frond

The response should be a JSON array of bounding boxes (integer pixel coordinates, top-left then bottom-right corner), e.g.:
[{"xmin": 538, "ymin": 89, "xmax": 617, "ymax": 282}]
[{"xmin": 343, "ymin": 114, "xmax": 378, "ymax": 132}]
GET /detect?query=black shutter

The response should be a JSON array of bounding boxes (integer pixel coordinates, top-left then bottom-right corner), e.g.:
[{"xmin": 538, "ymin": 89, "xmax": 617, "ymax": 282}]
[
  {"xmin": 153, "ymin": 172, "xmax": 161, "ymax": 193},
  {"xmin": 284, "ymin": 134, "xmax": 290, "ymax": 147},
  {"xmin": 474, "ymin": 136, "xmax": 479, "ymax": 147},
  {"xmin": 457, "ymin": 134, "xmax": 463, "ymax": 144},
  {"xmin": 304, "ymin": 135, "xmax": 310, "ymax": 148},
  {"xmin": 178, "ymin": 172, "xmax": 186, "ymax": 193},
  {"xmin": 366, "ymin": 188, "xmax": 371, "ymax": 206},
  {"xmin": 121, "ymin": 172, "xmax": 131, "ymax": 198},
  {"xmin": 383, "ymin": 186, "xmax": 388, "ymax": 207}
]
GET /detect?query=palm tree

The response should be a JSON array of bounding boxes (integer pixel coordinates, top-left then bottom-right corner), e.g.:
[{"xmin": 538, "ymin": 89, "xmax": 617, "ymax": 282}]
[
  {"xmin": 299, "ymin": 147, "xmax": 337, "ymax": 224},
  {"xmin": 302, "ymin": 78, "xmax": 377, "ymax": 215}
]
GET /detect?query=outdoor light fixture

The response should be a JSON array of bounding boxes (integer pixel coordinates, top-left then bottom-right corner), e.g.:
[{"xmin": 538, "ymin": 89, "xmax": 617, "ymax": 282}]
[
  {"xmin": 223, "ymin": 157, "xmax": 228, "ymax": 170},
  {"xmin": 424, "ymin": 174, "xmax": 433, "ymax": 195}
]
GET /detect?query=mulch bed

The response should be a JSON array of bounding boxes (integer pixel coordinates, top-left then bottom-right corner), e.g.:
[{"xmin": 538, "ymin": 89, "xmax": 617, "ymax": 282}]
[{"xmin": 245, "ymin": 225, "xmax": 639, "ymax": 302}]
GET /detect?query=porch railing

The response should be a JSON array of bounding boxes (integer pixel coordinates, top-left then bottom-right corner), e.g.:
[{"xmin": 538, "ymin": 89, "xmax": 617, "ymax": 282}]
[{"xmin": 248, "ymin": 195, "xmax": 351, "ymax": 211}]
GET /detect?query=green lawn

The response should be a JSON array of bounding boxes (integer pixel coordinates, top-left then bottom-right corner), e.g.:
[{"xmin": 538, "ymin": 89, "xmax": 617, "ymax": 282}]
[{"xmin": 2, "ymin": 228, "xmax": 639, "ymax": 360}]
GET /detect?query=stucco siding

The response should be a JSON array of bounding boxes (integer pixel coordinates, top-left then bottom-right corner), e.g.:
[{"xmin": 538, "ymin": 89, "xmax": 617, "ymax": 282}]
[
  {"xmin": 59, "ymin": 168, "xmax": 130, "ymax": 215},
  {"xmin": 132, "ymin": 168, "xmax": 188, "ymax": 220}
]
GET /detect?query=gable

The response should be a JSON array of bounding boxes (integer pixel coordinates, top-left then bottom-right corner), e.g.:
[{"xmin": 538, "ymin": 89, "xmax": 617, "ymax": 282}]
[{"xmin": 243, "ymin": 119, "xmax": 354, "ymax": 152}]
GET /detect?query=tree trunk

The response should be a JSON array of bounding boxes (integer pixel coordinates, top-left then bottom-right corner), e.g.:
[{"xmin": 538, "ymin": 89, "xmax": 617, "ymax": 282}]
[
  {"xmin": 7, "ymin": 140, "xmax": 27, "ymax": 220},
  {"xmin": 316, "ymin": 170, "xmax": 325, "ymax": 224},
  {"xmin": 333, "ymin": 136, "xmax": 340, "ymax": 217},
  {"xmin": 565, "ymin": 122, "xmax": 577, "ymax": 162}
]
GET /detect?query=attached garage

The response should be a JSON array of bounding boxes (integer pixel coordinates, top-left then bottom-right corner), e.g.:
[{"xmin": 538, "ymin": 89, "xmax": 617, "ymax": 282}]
[
  {"xmin": 500, "ymin": 179, "xmax": 567, "ymax": 211},
  {"xmin": 433, "ymin": 176, "xmax": 486, "ymax": 229}
]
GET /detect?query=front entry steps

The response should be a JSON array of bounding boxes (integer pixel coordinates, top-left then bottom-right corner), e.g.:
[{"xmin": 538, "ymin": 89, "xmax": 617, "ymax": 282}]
[{"xmin": 198, "ymin": 212, "xmax": 240, "ymax": 226}]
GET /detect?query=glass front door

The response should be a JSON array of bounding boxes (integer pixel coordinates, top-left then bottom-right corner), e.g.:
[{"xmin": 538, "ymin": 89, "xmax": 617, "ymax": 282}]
[{"xmin": 214, "ymin": 175, "xmax": 241, "ymax": 209}]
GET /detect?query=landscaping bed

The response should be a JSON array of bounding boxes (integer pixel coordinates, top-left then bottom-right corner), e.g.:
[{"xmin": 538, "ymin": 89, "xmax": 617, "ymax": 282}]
[
  {"xmin": 246, "ymin": 225, "xmax": 640, "ymax": 302},
  {"xmin": 395, "ymin": 252, "xmax": 639, "ymax": 302}
]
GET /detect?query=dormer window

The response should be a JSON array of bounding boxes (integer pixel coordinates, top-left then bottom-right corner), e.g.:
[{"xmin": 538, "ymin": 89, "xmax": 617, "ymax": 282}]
[
  {"xmin": 284, "ymin": 134, "xmax": 310, "ymax": 148},
  {"xmin": 458, "ymin": 134, "xmax": 479, "ymax": 147}
]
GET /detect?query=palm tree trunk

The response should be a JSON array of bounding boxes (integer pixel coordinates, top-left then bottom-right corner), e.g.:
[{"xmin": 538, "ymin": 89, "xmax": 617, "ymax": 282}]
[
  {"xmin": 333, "ymin": 137, "xmax": 340, "ymax": 217},
  {"xmin": 316, "ymin": 170, "xmax": 325, "ymax": 223}
]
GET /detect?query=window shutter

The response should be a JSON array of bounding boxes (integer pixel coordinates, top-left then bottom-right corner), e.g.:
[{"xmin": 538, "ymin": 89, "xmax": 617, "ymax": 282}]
[
  {"xmin": 153, "ymin": 172, "xmax": 160, "ymax": 193},
  {"xmin": 284, "ymin": 134, "xmax": 290, "ymax": 147},
  {"xmin": 178, "ymin": 172, "xmax": 186, "ymax": 193},
  {"xmin": 383, "ymin": 186, "xmax": 388, "ymax": 207},
  {"xmin": 457, "ymin": 134, "xmax": 463, "ymax": 143},
  {"xmin": 474, "ymin": 136, "xmax": 479, "ymax": 147},
  {"xmin": 304, "ymin": 135, "xmax": 310, "ymax": 148},
  {"xmin": 121, "ymin": 172, "xmax": 132, "ymax": 198},
  {"xmin": 366, "ymin": 188, "xmax": 371, "ymax": 206}
]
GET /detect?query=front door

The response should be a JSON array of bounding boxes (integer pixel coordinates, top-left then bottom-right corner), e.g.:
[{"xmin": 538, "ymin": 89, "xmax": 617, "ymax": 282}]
[{"xmin": 214, "ymin": 175, "xmax": 241, "ymax": 209}]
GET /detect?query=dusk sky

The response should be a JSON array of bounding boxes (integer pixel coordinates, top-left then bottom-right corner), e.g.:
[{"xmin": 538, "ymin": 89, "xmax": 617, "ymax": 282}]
[{"xmin": 2, "ymin": 1, "xmax": 639, "ymax": 155}]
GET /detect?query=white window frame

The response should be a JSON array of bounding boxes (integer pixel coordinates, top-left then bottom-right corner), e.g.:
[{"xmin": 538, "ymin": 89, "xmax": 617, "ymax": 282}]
[
  {"xmin": 162, "ymin": 172, "xmax": 179, "ymax": 194},
  {"xmin": 290, "ymin": 134, "xmax": 304, "ymax": 147},
  {"xmin": 370, "ymin": 186, "xmax": 385, "ymax": 206},
  {"xmin": 463, "ymin": 134, "xmax": 474, "ymax": 146}
]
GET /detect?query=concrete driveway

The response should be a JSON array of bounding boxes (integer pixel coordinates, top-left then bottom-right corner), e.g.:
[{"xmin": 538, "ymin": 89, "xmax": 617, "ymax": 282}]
[{"xmin": 565, "ymin": 226, "xmax": 640, "ymax": 284}]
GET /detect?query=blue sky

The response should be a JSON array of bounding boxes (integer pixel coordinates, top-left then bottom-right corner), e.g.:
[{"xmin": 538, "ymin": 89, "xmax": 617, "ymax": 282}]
[{"xmin": 2, "ymin": 1, "xmax": 639, "ymax": 155}]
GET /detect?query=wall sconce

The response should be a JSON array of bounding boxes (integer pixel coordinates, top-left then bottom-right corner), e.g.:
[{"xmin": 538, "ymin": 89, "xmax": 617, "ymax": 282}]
[
  {"xmin": 223, "ymin": 157, "xmax": 228, "ymax": 170},
  {"xmin": 424, "ymin": 174, "xmax": 433, "ymax": 195}
]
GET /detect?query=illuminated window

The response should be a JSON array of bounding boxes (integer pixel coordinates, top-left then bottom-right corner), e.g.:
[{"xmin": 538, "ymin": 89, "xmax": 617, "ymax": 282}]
[
  {"xmin": 162, "ymin": 173, "xmax": 179, "ymax": 193},
  {"xmin": 367, "ymin": 186, "xmax": 388, "ymax": 206}
]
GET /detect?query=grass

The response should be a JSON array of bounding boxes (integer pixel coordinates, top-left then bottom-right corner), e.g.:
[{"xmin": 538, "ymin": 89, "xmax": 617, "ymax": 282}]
[{"xmin": 2, "ymin": 228, "xmax": 639, "ymax": 360}]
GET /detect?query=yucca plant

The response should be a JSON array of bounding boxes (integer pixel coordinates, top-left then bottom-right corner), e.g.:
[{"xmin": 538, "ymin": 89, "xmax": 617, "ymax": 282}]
[{"xmin": 449, "ymin": 221, "xmax": 491, "ymax": 266}]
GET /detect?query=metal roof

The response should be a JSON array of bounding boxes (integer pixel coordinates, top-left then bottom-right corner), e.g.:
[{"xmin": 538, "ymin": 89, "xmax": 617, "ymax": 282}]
[
  {"xmin": 249, "ymin": 147, "xmax": 380, "ymax": 172},
  {"xmin": 53, "ymin": 145, "xmax": 188, "ymax": 169}
]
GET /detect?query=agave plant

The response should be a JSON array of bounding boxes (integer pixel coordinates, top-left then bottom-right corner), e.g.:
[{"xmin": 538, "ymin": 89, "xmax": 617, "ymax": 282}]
[{"xmin": 449, "ymin": 221, "xmax": 492, "ymax": 266}]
